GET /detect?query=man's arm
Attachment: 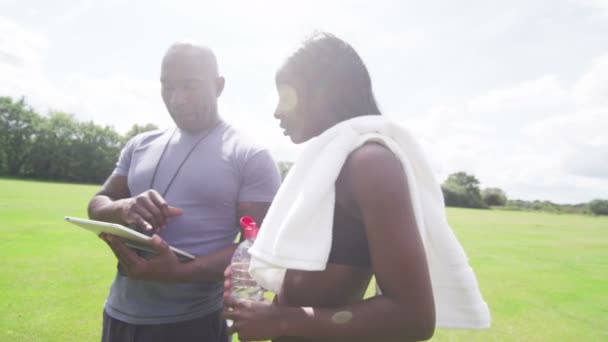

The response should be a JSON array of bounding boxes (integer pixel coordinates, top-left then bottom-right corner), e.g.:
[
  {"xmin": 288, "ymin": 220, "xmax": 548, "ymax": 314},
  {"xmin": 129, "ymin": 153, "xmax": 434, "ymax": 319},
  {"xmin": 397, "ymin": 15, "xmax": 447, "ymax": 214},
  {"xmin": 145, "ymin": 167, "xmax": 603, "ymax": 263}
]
[
  {"xmin": 103, "ymin": 201, "xmax": 272, "ymax": 283},
  {"xmin": 175, "ymin": 201, "xmax": 272, "ymax": 282},
  {"xmin": 180, "ymin": 149, "xmax": 280, "ymax": 281},
  {"xmin": 88, "ymin": 173, "xmax": 131, "ymax": 223},
  {"xmin": 99, "ymin": 146, "xmax": 279, "ymax": 283},
  {"xmin": 89, "ymin": 173, "xmax": 182, "ymax": 231}
]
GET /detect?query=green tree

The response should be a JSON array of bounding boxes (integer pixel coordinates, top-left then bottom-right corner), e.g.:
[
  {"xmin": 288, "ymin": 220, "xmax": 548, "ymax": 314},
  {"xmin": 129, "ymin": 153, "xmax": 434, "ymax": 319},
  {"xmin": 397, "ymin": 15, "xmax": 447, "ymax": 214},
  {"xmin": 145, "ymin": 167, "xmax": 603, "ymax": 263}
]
[
  {"xmin": 71, "ymin": 121, "xmax": 123, "ymax": 183},
  {"xmin": 589, "ymin": 199, "xmax": 608, "ymax": 216},
  {"xmin": 28, "ymin": 112, "xmax": 80, "ymax": 180},
  {"xmin": 441, "ymin": 171, "xmax": 486, "ymax": 208},
  {"xmin": 28, "ymin": 113, "xmax": 123, "ymax": 183},
  {"xmin": 277, "ymin": 161, "xmax": 293, "ymax": 181},
  {"xmin": 0, "ymin": 96, "xmax": 149, "ymax": 183},
  {"xmin": 482, "ymin": 187, "xmax": 508, "ymax": 206},
  {"xmin": 0, "ymin": 96, "xmax": 41, "ymax": 176}
]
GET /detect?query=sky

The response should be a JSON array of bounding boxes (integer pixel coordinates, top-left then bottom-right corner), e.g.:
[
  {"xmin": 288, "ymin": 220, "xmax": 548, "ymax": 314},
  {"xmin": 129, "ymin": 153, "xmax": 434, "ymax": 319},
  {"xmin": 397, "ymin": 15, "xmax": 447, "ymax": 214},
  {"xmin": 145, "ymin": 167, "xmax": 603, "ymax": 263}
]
[{"xmin": 1, "ymin": 0, "xmax": 607, "ymax": 204}]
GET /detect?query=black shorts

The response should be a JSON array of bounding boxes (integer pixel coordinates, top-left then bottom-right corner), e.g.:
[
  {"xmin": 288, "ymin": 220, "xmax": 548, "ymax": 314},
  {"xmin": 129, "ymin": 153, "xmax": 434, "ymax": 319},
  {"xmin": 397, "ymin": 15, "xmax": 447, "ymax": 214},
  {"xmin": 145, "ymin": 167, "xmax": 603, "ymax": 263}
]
[{"xmin": 101, "ymin": 309, "xmax": 229, "ymax": 342}]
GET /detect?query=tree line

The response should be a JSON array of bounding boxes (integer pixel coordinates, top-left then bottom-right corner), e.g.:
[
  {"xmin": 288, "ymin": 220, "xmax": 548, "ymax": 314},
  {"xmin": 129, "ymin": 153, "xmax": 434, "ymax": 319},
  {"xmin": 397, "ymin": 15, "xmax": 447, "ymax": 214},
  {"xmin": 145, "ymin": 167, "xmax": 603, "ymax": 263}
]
[
  {"xmin": 0, "ymin": 96, "xmax": 157, "ymax": 184},
  {"xmin": 2, "ymin": 96, "xmax": 606, "ymax": 215},
  {"xmin": 441, "ymin": 171, "xmax": 608, "ymax": 216}
]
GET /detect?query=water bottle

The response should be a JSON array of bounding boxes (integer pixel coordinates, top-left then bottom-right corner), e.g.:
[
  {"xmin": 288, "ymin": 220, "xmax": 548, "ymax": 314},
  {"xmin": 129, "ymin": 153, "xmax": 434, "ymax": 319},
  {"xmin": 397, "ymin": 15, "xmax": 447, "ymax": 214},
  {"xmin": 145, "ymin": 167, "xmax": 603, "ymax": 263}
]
[{"xmin": 230, "ymin": 216, "xmax": 264, "ymax": 301}]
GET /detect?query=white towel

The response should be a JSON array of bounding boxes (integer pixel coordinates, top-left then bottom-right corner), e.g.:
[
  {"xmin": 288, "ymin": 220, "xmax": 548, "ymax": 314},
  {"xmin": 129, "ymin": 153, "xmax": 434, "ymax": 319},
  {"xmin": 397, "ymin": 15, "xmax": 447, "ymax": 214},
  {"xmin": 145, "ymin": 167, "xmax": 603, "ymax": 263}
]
[{"xmin": 249, "ymin": 115, "xmax": 491, "ymax": 329}]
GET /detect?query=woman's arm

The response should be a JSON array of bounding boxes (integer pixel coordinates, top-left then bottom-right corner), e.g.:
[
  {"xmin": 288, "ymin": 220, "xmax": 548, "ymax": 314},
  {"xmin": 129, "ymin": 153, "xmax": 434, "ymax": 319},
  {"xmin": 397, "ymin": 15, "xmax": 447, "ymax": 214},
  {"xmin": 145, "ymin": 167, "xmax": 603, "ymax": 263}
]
[{"xmin": 225, "ymin": 143, "xmax": 435, "ymax": 341}]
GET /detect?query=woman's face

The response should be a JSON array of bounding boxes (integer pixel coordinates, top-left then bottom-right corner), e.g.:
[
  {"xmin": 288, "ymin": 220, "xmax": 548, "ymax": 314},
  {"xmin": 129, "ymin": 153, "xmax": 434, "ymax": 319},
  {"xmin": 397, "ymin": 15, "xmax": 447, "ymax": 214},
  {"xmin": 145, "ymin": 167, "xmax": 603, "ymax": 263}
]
[{"xmin": 273, "ymin": 68, "xmax": 334, "ymax": 144}]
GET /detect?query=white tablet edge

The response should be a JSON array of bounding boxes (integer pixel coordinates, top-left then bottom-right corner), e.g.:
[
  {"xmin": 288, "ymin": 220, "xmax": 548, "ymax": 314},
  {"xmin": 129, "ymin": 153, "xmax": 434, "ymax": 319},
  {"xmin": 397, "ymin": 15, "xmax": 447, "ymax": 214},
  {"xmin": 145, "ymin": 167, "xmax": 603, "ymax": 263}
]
[{"xmin": 64, "ymin": 216, "xmax": 195, "ymax": 260}]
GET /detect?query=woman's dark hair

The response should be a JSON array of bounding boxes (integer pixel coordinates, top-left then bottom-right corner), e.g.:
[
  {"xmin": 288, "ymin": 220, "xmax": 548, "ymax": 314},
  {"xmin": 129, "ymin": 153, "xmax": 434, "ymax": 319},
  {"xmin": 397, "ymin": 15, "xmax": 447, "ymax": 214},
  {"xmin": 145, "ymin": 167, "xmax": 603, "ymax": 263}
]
[{"xmin": 279, "ymin": 32, "xmax": 382, "ymax": 120}]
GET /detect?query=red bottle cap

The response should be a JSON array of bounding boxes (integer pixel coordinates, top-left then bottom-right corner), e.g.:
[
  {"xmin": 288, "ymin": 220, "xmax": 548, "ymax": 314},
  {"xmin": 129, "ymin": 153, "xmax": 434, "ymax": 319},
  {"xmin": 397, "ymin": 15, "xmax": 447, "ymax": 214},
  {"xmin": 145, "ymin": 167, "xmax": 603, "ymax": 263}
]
[{"xmin": 240, "ymin": 216, "xmax": 259, "ymax": 240}]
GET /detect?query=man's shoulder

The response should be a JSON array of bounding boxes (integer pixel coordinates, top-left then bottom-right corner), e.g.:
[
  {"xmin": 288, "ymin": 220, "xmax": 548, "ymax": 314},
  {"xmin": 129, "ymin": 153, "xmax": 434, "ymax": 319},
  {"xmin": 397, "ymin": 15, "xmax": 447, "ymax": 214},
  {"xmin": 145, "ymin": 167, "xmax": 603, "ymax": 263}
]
[
  {"xmin": 220, "ymin": 122, "xmax": 270, "ymax": 156},
  {"xmin": 126, "ymin": 129, "xmax": 168, "ymax": 148}
]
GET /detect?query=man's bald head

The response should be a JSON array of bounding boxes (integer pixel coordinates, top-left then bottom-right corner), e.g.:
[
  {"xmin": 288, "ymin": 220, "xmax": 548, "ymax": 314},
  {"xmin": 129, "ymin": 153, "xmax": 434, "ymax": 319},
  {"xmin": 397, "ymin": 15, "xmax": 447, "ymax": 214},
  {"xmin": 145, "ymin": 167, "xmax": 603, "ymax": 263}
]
[
  {"xmin": 161, "ymin": 42, "xmax": 219, "ymax": 79},
  {"xmin": 160, "ymin": 42, "xmax": 225, "ymax": 134}
]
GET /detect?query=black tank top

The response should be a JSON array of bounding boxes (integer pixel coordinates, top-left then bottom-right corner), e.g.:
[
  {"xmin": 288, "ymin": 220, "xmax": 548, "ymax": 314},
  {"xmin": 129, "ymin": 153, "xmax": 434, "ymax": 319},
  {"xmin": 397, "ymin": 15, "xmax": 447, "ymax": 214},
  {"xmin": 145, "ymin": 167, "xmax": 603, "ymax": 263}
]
[{"xmin": 327, "ymin": 203, "xmax": 371, "ymax": 267}]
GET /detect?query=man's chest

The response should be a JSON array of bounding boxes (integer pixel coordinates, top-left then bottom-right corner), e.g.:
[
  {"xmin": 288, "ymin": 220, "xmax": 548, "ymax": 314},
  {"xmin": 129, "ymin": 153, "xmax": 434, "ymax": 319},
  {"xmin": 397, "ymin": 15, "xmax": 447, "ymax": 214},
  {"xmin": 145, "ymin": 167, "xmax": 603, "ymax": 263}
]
[{"xmin": 127, "ymin": 143, "xmax": 241, "ymax": 206}]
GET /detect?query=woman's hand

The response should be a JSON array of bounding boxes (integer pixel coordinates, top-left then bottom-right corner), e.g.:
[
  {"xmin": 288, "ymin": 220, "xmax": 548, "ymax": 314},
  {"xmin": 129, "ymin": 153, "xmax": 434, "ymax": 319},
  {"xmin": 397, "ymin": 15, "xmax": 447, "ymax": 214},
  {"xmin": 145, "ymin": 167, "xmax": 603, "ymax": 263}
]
[
  {"xmin": 223, "ymin": 264, "xmax": 285, "ymax": 341},
  {"xmin": 223, "ymin": 295, "xmax": 285, "ymax": 341},
  {"xmin": 223, "ymin": 264, "xmax": 233, "ymax": 298}
]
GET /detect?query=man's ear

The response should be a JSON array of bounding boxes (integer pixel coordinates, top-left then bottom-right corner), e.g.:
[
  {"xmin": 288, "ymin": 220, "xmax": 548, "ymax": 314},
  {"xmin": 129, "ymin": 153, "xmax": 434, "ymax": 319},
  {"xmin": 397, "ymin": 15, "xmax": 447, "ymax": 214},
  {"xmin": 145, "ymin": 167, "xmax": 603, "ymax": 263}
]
[{"xmin": 215, "ymin": 76, "xmax": 225, "ymax": 97}]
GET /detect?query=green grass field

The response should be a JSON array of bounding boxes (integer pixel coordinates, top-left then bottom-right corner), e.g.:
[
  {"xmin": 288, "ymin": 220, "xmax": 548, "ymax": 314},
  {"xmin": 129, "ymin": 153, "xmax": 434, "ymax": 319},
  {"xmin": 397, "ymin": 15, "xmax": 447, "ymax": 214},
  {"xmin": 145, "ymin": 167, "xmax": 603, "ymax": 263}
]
[{"xmin": 1, "ymin": 178, "xmax": 607, "ymax": 341}]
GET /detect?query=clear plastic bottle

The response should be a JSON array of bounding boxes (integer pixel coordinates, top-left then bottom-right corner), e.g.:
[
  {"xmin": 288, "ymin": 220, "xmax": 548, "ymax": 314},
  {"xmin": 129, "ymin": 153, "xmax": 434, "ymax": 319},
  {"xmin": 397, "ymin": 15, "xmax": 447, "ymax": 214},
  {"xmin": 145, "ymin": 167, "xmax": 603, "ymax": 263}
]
[{"xmin": 230, "ymin": 216, "xmax": 264, "ymax": 301}]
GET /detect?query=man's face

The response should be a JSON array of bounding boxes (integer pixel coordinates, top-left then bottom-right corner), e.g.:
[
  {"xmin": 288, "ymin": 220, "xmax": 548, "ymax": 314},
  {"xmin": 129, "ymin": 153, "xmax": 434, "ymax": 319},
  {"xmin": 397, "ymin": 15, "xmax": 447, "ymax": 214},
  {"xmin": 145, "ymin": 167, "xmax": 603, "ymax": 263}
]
[{"xmin": 161, "ymin": 53, "xmax": 220, "ymax": 133}]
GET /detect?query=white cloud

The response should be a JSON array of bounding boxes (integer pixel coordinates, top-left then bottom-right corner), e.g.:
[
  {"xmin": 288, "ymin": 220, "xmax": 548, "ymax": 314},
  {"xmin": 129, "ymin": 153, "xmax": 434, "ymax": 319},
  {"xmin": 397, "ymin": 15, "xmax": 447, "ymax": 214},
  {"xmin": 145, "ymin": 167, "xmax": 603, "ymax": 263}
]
[
  {"xmin": 0, "ymin": 16, "xmax": 57, "ymax": 112},
  {"xmin": 403, "ymin": 51, "xmax": 608, "ymax": 203},
  {"xmin": 574, "ymin": 0, "xmax": 608, "ymax": 11},
  {"xmin": 525, "ymin": 108, "xmax": 608, "ymax": 181},
  {"xmin": 0, "ymin": 16, "xmax": 48, "ymax": 67},
  {"xmin": 1, "ymin": 2, "xmax": 607, "ymax": 204},
  {"xmin": 463, "ymin": 150, "xmax": 608, "ymax": 204},
  {"xmin": 0, "ymin": 15, "xmax": 171, "ymax": 133},
  {"xmin": 565, "ymin": 145, "xmax": 608, "ymax": 179},
  {"xmin": 572, "ymin": 53, "xmax": 608, "ymax": 108},
  {"xmin": 467, "ymin": 75, "xmax": 570, "ymax": 116},
  {"xmin": 398, "ymin": 105, "xmax": 494, "ymax": 181},
  {"xmin": 53, "ymin": 74, "xmax": 169, "ymax": 132},
  {"xmin": 524, "ymin": 109, "xmax": 608, "ymax": 148}
]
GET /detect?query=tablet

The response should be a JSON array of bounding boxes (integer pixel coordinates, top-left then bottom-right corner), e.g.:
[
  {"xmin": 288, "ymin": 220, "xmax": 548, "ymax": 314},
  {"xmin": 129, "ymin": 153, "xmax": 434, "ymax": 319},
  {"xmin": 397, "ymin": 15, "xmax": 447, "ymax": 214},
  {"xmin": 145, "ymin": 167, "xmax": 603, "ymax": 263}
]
[{"xmin": 64, "ymin": 216, "xmax": 195, "ymax": 261}]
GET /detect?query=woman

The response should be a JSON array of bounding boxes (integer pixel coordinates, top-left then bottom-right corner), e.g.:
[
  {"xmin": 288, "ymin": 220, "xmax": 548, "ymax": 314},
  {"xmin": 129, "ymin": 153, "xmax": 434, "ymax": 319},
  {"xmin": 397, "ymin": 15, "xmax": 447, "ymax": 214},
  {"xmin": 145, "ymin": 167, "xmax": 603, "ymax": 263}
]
[{"xmin": 224, "ymin": 32, "xmax": 436, "ymax": 342}]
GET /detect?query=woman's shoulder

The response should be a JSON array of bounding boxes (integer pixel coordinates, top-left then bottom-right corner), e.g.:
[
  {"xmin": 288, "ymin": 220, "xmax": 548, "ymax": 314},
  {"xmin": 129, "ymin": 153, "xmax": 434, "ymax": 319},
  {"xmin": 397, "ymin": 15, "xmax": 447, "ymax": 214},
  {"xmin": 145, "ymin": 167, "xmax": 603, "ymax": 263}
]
[
  {"xmin": 343, "ymin": 142, "xmax": 401, "ymax": 181},
  {"xmin": 348, "ymin": 141, "xmax": 397, "ymax": 164},
  {"xmin": 336, "ymin": 141, "xmax": 404, "ymax": 211}
]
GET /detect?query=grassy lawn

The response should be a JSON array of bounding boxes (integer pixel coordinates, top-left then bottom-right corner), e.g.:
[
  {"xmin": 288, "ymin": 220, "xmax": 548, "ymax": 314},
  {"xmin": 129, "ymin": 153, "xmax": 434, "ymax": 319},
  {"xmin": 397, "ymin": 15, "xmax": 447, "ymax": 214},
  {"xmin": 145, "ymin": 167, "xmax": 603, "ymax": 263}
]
[{"xmin": 1, "ymin": 178, "xmax": 607, "ymax": 341}]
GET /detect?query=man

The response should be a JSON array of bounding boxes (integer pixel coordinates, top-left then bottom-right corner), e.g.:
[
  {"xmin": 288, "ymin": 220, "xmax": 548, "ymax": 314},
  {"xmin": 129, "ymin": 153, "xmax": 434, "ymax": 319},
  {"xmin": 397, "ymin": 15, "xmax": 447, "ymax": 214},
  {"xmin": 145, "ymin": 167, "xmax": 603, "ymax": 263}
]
[{"xmin": 88, "ymin": 42, "xmax": 281, "ymax": 342}]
